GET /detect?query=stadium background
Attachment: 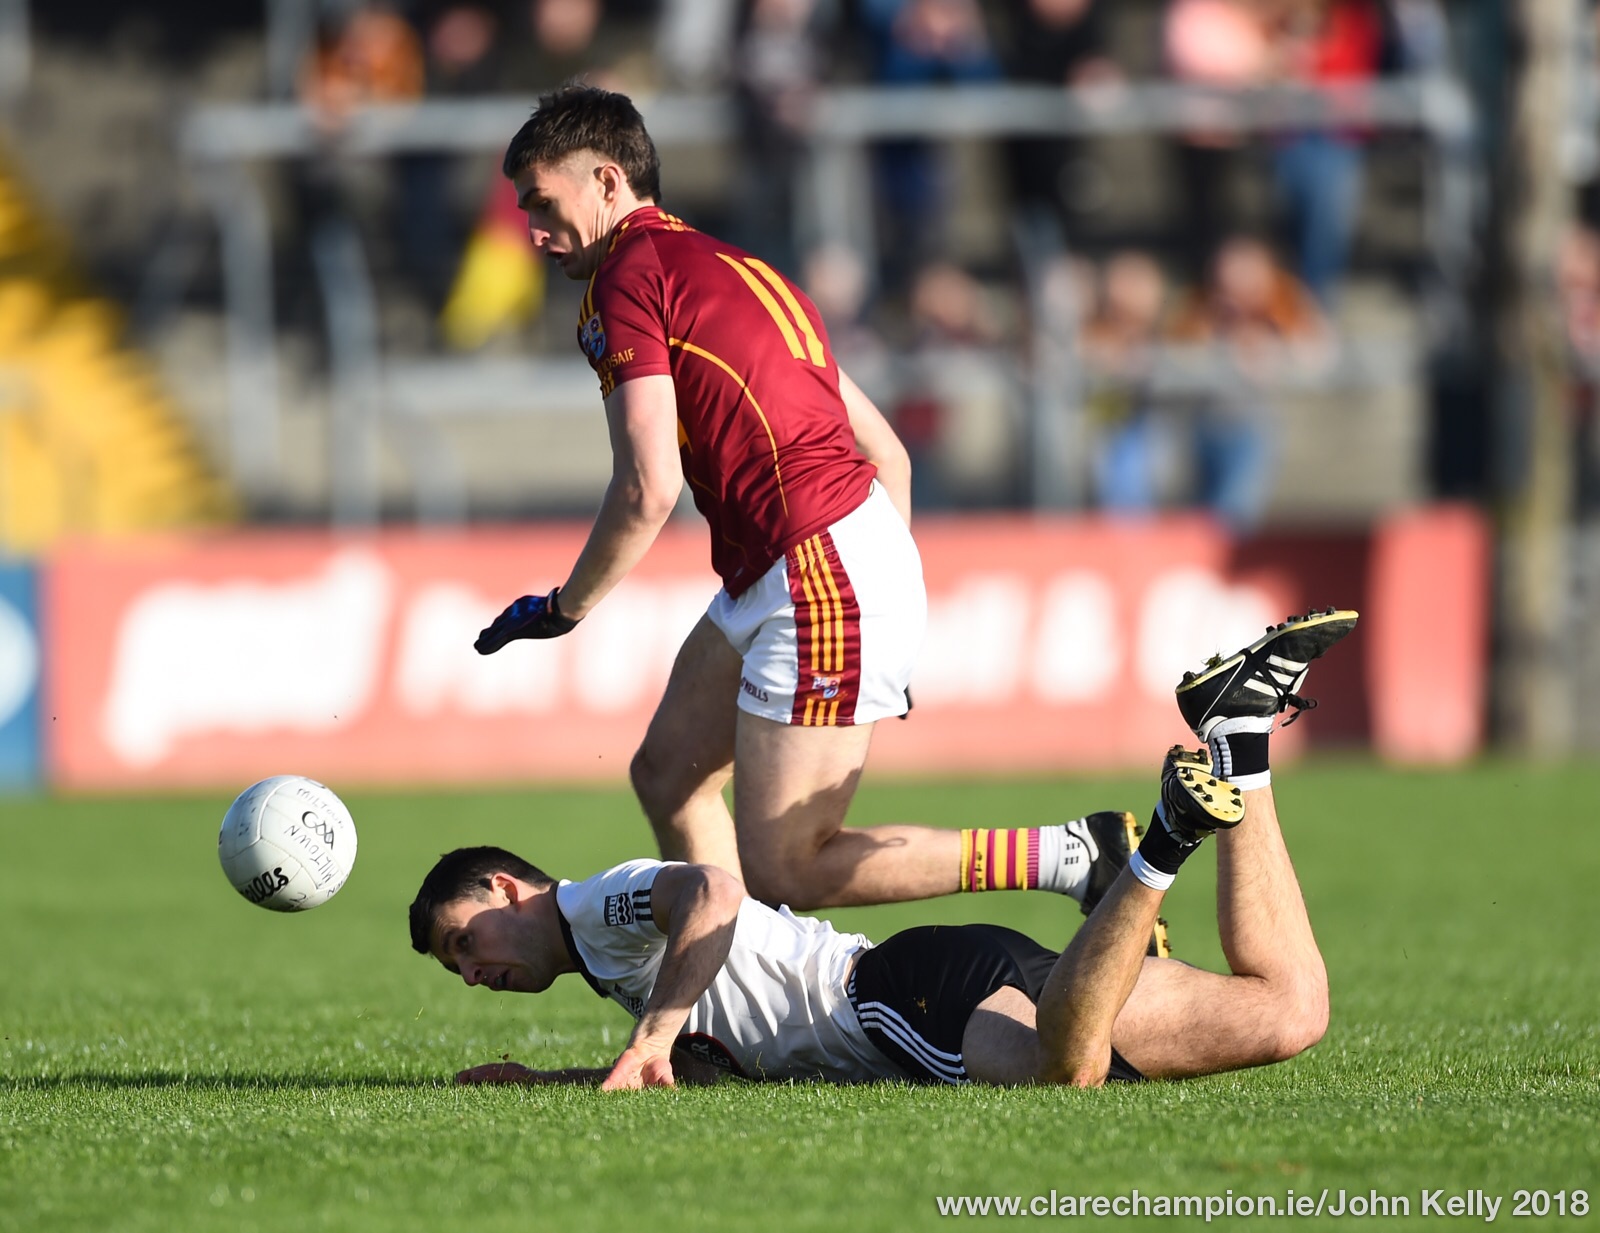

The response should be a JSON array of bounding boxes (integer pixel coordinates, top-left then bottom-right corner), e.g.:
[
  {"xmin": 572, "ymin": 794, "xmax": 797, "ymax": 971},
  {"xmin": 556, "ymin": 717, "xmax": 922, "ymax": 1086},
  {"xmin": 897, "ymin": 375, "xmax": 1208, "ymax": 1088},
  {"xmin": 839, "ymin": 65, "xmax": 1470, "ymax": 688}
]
[
  {"xmin": 0, "ymin": 0, "xmax": 1579, "ymax": 789},
  {"xmin": 3, "ymin": 5, "xmax": 1599, "ymax": 1233}
]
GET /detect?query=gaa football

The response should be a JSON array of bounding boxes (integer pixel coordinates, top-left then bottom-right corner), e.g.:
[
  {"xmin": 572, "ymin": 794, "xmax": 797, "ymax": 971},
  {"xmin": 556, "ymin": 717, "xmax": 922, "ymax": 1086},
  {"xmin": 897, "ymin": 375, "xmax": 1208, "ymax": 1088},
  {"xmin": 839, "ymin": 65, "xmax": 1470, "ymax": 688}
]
[{"xmin": 218, "ymin": 775, "xmax": 357, "ymax": 912}]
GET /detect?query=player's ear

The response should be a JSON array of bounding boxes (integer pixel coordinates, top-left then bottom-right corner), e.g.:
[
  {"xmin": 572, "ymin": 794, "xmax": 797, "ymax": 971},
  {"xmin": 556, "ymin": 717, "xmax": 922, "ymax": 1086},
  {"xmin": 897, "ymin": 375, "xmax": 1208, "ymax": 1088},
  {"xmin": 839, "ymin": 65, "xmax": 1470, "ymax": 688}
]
[
  {"xmin": 490, "ymin": 872, "xmax": 521, "ymax": 904},
  {"xmin": 596, "ymin": 162, "xmax": 623, "ymax": 201}
]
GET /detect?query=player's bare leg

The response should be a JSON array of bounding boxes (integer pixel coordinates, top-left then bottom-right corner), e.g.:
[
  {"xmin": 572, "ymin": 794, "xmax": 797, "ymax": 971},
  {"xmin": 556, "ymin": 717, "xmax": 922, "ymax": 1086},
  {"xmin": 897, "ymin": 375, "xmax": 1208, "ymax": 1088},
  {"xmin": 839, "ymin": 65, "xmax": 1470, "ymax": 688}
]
[
  {"xmin": 1214, "ymin": 781, "xmax": 1328, "ymax": 1049},
  {"xmin": 733, "ymin": 716, "xmax": 1143, "ymax": 910},
  {"xmin": 1033, "ymin": 872, "xmax": 1169, "ymax": 1085},
  {"xmin": 1102, "ymin": 610, "xmax": 1357, "ymax": 1079},
  {"xmin": 1019, "ymin": 749, "xmax": 1244, "ymax": 1085},
  {"xmin": 961, "ymin": 761, "xmax": 1338, "ymax": 1086},
  {"xmin": 629, "ymin": 615, "xmax": 743, "ymax": 880},
  {"xmin": 1215, "ymin": 785, "xmax": 1325, "ymax": 1005},
  {"xmin": 961, "ymin": 754, "xmax": 1304, "ymax": 1086},
  {"xmin": 731, "ymin": 714, "xmax": 964, "ymax": 908},
  {"xmin": 1106, "ymin": 781, "xmax": 1328, "ymax": 1080}
]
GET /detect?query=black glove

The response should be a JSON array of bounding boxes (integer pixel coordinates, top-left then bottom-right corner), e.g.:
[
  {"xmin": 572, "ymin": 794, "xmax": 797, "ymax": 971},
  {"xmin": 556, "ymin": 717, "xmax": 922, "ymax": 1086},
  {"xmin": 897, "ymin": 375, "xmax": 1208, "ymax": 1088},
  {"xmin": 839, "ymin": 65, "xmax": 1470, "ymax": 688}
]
[{"xmin": 474, "ymin": 588, "xmax": 580, "ymax": 654}]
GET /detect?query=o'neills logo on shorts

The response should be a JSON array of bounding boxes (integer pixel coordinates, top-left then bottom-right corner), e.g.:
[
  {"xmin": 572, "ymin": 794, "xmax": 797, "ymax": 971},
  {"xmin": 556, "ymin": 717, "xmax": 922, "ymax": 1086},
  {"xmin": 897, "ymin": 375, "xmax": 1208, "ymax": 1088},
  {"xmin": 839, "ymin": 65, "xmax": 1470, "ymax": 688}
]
[{"xmin": 811, "ymin": 674, "xmax": 841, "ymax": 700}]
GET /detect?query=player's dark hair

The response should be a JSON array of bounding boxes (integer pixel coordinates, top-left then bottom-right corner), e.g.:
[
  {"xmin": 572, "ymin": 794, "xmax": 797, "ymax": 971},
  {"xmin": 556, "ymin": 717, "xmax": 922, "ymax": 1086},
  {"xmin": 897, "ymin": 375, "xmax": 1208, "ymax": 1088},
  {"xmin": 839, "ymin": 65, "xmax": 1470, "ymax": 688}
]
[
  {"xmin": 502, "ymin": 83, "xmax": 661, "ymax": 201},
  {"xmin": 409, "ymin": 846, "xmax": 556, "ymax": 955}
]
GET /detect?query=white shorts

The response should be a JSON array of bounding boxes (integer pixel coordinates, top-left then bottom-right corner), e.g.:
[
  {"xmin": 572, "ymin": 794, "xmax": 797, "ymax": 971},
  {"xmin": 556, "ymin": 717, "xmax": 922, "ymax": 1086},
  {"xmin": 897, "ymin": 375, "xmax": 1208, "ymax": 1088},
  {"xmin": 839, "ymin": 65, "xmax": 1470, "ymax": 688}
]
[{"xmin": 707, "ymin": 482, "xmax": 927, "ymax": 727}]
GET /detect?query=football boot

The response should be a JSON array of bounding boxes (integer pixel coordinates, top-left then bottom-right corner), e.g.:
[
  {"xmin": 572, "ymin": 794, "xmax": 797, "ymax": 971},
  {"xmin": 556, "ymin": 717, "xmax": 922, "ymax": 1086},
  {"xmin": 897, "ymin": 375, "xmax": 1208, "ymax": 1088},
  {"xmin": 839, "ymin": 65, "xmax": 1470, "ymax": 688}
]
[{"xmin": 1175, "ymin": 608, "xmax": 1359, "ymax": 744}]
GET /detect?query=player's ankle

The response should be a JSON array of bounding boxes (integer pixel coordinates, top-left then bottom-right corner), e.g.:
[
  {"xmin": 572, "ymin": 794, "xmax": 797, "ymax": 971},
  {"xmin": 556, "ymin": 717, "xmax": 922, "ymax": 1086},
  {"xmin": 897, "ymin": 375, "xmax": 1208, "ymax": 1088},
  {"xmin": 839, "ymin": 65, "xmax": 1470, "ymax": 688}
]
[
  {"xmin": 1035, "ymin": 824, "xmax": 1091, "ymax": 898},
  {"xmin": 1208, "ymin": 728, "xmax": 1270, "ymax": 787},
  {"xmin": 959, "ymin": 828, "xmax": 1046, "ymax": 893},
  {"xmin": 1129, "ymin": 802, "xmax": 1203, "ymax": 890}
]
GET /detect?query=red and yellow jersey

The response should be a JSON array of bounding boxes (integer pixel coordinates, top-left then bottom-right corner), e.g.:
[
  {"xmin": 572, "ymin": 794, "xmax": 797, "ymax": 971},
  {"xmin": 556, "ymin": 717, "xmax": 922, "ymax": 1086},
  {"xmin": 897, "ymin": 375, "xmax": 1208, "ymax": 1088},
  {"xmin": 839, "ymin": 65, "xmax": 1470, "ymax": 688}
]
[{"xmin": 576, "ymin": 206, "xmax": 876, "ymax": 596}]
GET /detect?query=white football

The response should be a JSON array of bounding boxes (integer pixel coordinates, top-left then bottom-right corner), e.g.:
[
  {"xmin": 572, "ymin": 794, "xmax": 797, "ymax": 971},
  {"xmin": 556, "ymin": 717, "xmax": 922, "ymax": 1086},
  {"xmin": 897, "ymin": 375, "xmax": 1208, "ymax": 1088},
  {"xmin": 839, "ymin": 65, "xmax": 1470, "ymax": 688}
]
[{"xmin": 219, "ymin": 775, "xmax": 357, "ymax": 912}]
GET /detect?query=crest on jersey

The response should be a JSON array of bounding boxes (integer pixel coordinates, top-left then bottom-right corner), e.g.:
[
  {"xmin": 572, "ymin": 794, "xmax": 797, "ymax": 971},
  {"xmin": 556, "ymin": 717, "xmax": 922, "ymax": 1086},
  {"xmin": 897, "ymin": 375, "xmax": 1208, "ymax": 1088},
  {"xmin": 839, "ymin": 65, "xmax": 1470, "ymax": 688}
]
[
  {"xmin": 603, "ymin": 892, "xmax": 634, "ymax": 926},
  {"xmin": 811, "ymin": 674, "xmax": 842, "ymax": 700},
  {"xmin": 580, "ymin": 312, "xmax": 606, "ymax": 362}
]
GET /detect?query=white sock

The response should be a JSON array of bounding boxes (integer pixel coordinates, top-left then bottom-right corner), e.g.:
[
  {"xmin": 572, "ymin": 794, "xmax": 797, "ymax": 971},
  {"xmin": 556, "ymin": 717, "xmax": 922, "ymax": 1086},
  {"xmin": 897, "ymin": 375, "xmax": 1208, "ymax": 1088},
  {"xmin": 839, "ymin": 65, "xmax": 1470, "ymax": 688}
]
[
  {"xmin": 1128, "ymin": 850, "xmax": 1175, "ymax": 891},
  {"xmin": 1036, "ymin": 820, "xmax": 1096, "ymax": 900}
]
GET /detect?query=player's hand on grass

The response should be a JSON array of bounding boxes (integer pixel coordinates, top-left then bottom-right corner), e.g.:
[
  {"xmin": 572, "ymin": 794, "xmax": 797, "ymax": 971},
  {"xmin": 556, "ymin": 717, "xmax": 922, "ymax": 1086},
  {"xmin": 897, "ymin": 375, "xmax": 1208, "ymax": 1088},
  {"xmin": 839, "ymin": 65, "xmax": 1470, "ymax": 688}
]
[
  {"xmin": 456, "ymin": 1061, "xmax": 542, "ymax": 1085},
  {"xmin": 600, "ymin": 1045, "xmax": 676, "ymax": 1091},
  {"xmin": 474, "ymin": 587, "xmax": 579, "ymax": 654}
]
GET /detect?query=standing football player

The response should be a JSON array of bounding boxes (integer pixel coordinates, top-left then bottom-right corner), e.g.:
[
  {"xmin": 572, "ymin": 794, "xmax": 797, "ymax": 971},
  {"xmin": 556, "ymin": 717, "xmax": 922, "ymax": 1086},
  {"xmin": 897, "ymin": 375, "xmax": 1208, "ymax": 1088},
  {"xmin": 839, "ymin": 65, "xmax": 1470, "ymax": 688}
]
[{"xmin": 474, "ymin": 85, "xmax": 1116, "ymax": 912}]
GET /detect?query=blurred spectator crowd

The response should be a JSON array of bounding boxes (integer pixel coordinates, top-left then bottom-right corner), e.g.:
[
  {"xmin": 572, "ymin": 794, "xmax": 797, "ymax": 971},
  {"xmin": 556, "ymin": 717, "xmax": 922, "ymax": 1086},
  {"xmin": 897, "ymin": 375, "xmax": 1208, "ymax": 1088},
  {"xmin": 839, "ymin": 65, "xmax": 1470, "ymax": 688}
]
[{"xmin": 93, "ymin": 0, "xmax": 1478, "ymax": 525}]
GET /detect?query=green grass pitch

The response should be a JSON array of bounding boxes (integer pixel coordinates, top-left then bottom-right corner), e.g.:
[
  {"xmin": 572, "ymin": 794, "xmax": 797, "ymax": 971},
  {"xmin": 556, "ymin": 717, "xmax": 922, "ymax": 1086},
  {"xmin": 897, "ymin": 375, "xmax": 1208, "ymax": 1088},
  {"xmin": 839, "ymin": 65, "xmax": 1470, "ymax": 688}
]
[{"xmin": 3, "ymin": 762, "xmax": 1598, "ymax": 1232}]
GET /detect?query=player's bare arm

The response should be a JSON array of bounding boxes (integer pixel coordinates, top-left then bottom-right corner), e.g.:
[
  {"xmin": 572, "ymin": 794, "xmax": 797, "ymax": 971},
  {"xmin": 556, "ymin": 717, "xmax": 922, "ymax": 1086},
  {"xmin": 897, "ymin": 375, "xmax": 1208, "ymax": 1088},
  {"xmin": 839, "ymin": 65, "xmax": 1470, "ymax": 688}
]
[
  {"xmin": 600, "ymin": 863, "xmax": 745, "ymax": 1090},
  {"xmin": 839, "ymin": 368, "xmax": 912, "ymax": 525},
  {"xmin": 557, "ymin": 373, "xmax": 683, "ymax": 620},
  {"xmin": 554, "ymin": 374, "xmax": 681, "ymax": 620},
  {"xmin": 473, "ymin": 370, "xmax": 681, "ymax": 650}
]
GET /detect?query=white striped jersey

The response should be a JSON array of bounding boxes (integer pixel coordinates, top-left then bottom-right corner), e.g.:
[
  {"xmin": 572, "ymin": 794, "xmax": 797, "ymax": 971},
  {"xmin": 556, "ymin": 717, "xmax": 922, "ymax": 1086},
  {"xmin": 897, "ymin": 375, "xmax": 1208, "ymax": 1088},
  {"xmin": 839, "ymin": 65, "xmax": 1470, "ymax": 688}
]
[{"xmin": 554, "ymin": 859, "xmax": 898, "ymax": 1083}]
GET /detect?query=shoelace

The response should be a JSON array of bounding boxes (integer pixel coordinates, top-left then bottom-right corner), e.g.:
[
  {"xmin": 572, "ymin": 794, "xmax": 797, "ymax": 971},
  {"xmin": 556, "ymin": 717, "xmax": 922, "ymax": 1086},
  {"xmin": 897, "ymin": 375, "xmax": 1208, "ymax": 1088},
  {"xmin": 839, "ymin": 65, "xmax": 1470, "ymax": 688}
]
[{"xmin": 1180, "ymin": 614, "xmax": 1329, "ymax": 725}]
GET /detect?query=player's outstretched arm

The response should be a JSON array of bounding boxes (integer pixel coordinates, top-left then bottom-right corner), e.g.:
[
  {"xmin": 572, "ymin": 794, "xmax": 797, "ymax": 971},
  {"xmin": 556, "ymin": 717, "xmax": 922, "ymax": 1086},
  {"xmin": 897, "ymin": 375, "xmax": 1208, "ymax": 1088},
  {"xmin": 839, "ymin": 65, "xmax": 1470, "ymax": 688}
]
[
  {"xmin": 600, "ymin": 863, "xmax": 744, "ymax": 1091},
  {"xmin": 839, "ymin": 368, "xmax": 912, "ymax": 526},
  {"xmin": 557, "ymin": 373, "xmax": 684, "ymax": 620}
]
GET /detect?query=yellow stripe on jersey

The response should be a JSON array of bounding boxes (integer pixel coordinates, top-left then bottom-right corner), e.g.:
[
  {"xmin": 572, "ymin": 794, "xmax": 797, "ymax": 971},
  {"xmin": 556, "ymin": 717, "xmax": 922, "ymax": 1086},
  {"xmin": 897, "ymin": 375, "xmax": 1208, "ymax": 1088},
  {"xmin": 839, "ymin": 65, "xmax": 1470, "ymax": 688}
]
[
  {"xmin": 715, "ymin": 253, "xmax": 807, "ymax": 362},
  {"xmin": 580, "ymin": 268, "xmax": 598, "ymax": 324},
  {"xmin": 668, "ymin": 337, "xmax": 790, "ymax": 517},
  {"xmin": 744, "ymin": 258, "xmax": 827, "ymax": 368}
]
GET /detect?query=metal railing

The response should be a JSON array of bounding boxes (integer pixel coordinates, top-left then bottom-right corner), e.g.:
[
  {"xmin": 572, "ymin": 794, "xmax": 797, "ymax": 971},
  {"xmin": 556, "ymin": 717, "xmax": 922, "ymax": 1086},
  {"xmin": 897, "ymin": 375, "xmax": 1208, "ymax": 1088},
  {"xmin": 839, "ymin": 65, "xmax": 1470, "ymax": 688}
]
[{"xmin": 176, "ymin": 78, "xmax": 1478, "ymax": 521}]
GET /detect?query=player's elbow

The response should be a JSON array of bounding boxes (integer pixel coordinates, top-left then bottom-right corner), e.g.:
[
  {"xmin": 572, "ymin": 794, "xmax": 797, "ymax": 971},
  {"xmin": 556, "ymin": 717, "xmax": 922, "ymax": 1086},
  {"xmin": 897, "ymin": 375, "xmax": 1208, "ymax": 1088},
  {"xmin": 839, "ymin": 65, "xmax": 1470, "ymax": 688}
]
[
  {"xmin": 618, "ymin": 472, "xmax": 679, "ymax": 526},
  {"xmin": 871, "ymin": 435, "xmax": 911, "ymax": 489},
  {"xmin": 640, "ymin": 474, "xmax": 681, "ymax": 523}
]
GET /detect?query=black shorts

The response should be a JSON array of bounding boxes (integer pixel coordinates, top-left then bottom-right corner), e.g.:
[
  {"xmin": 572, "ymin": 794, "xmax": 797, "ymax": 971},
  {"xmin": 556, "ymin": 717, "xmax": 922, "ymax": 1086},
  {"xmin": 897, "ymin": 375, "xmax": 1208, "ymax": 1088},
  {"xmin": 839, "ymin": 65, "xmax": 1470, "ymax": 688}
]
[{"xmin": 848, "ymin": 923, "xmax": 1144, "ymax": 1086}]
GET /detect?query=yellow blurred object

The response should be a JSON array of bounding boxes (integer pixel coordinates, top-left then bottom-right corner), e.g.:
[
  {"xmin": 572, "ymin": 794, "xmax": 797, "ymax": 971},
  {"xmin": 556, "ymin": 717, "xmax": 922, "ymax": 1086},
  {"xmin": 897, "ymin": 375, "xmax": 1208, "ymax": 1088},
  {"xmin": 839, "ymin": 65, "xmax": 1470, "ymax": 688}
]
[
  {"xmin": 439, "ymin": 225, "xmax": 546, "ymax": 351},
  {"xmin": 0, "ymin": 145, "xmax": 233, "ymax": 553}
]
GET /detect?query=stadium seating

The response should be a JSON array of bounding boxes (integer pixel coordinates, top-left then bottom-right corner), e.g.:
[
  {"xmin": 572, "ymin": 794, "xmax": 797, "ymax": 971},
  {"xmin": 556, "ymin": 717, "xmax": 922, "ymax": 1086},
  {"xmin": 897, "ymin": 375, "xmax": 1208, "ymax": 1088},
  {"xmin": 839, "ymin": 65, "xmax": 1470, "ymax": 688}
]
[{"xmin": 0, "ymin": 146, "xmax": 231, "ymax": 552}]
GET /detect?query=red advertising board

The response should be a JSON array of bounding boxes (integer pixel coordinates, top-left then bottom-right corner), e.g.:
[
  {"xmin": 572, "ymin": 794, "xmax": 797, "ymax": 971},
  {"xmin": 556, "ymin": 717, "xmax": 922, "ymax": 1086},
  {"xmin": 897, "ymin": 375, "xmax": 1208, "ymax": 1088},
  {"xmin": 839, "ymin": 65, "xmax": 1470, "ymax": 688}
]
[{"xmin": 42, "ymin": 510, "xmax": 1489, "ymax": 790}]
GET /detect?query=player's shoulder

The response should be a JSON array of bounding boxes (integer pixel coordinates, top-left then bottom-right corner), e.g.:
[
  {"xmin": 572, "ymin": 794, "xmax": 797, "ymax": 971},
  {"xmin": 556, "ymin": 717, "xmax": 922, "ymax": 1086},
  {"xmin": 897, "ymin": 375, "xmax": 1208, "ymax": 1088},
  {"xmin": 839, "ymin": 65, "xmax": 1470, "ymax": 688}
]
[
  {"xmin": 564, "ymin": 858, "xmax": 673, "ymax": 897},
  {"xmin": 619, "ymin": 210, "xmax": 728, "ymax": 266},
  {"xmin": 558, "ymin": 859, "xmax": 676, "ymax": 930}
]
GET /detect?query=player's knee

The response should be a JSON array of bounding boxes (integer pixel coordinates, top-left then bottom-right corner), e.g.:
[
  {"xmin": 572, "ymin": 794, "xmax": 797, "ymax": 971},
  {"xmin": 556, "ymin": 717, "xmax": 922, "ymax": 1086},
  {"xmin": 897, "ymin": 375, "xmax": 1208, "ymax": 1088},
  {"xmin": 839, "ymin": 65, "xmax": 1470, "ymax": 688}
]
[
  {"xmin": 743, "ymin": 864, "xmax": 817, "ymax": 911},
  {"xmin": 629, "ymin": 742, "xmax": 681, "ymax": 814},
  {"xmin": 1268, "ymin": 980, "xmax": 1329, "ymax": 1062},
  {"xmin": 1039, "ymin": 1054, "xmax": 1109, "ymax": 1089}
]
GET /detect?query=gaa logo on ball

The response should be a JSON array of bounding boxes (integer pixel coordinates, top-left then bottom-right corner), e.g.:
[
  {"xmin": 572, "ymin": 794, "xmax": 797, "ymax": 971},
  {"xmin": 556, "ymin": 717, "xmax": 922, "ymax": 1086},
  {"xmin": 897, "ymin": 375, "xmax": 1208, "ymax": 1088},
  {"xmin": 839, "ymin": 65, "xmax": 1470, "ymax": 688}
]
[{"xmin": 218, "ymin": 775, "xmax": 358, "ymax": 911}]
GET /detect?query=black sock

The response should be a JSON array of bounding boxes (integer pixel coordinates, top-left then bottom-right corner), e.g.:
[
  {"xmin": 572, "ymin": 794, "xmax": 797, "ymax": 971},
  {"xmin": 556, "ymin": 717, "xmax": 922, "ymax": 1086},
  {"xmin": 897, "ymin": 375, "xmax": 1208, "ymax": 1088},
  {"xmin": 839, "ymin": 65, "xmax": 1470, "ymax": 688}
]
[
  {"xmin": 1209, "ymin": 731, "xmax": 1270, "ymax": 784},
  {"xmin": 1135, "ymin": 804, "xmax": 1204, "ymax": 877}
]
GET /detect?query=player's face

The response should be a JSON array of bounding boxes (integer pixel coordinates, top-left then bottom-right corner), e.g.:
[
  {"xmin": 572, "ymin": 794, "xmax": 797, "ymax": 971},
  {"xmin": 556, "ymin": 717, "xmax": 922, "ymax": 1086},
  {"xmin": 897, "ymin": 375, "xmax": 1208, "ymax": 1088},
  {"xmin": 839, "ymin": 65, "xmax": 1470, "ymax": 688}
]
[
  {"xmin": 430, "ymin": 890, "xmax": 558, "ymax": 994},
  {"xmin": 512, "ymin": 158, "xmax": 610, "ymax": 281}
]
